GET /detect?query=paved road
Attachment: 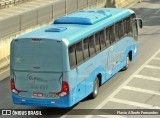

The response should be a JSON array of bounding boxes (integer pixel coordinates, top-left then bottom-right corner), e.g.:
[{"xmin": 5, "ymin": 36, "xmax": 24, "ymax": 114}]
[{"xmin": 0, "ymin": 0, "xmax": 160, "ymax": 118}]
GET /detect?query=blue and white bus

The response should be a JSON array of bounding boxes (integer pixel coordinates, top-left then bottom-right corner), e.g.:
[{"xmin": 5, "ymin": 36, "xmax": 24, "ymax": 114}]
[{"xmin": 10, "ymin": 8, "xmax": 142, "ymax": 108}]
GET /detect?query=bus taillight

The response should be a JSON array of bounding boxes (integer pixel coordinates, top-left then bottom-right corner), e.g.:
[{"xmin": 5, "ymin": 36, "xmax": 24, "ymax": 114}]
[
  {"xmin": 11, "ymin": 79, "xmax": 18, "ymax": 94},
  {"xmin": 56, "ymin": 81, "xmax": 69, "ymax": 97},
  {"xmin": 11, "ymin": 79, "xmax": 15, "ymax": 89},
  {"xmin": 11, "ymin": 79, "xmax": 26, "ymax": 95}
]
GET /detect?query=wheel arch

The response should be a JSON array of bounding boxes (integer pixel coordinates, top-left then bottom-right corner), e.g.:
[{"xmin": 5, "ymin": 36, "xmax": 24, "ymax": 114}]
[
  {"xmin": 97, "ymin": 73, "xmax": 102, "ymax": 87},
  {"xmin": 128, "ymin": 50, "xmax": 133, "ymax": 61}
]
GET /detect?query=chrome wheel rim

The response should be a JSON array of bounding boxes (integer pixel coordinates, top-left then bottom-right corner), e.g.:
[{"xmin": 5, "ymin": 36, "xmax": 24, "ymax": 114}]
[
  {"xmin": 94, "ymin": 79, "xmax": 99, "ymax": 95},
  {"xmin": 126, "ymin": 56, "xmax": 129, "ymax": 67}
]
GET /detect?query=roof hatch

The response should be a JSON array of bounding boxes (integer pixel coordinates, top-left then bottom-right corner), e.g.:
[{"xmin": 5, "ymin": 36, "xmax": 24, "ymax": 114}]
[
  {"xmin": 54, "ymin": 9, "xmax": 112, "ymax": 25},
  {"xmin": 45, "ymin": 27, "xmax": 67, "ymax": 32}
]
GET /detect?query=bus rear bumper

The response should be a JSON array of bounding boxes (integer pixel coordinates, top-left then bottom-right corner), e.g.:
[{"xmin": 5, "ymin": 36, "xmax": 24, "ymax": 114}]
[{"xmin": 12, "ymin": 94, "xmax": 72, "ymax": 108}]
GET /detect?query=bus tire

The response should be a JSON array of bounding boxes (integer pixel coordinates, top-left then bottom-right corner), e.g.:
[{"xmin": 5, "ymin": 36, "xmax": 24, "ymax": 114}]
[
  {"xmin": 122, "ymin": 54, "xmax": 130, "ymax": 71},
  {"xmin": 91, "ymin": 77, "xmax": 99, "ymax": 99}
]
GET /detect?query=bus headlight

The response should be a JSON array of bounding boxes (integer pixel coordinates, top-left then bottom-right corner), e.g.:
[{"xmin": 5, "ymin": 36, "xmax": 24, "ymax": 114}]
[{"xmin": 134, "ymin": 47, "xmax": 137, "ymax": 53}]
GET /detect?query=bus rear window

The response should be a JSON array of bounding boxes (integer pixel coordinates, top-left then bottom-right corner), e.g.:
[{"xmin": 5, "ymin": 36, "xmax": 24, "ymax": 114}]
[
  {"xmin": 12, "ymin": 39, "xmax": 63, "ymax": 72},
  {"xmin": 69, "ymin": 45, "xmax": 76, "ymax": 68}
]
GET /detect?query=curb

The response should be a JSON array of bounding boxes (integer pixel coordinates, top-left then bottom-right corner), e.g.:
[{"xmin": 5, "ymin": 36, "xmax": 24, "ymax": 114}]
[{"xmin": 0, "ymin": 68, "xmax": 10, "ymax": 81}]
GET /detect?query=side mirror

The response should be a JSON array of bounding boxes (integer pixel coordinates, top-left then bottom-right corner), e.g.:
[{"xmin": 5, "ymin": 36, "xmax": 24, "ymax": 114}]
[
  {"xmin": 135, "ymin": 18, "xmax": 143, "ymax": 28},
  {"xmin": 133, "ymin": 18, "xmax": 143, "ymax": 29},
  {"xmin": 139, "ymin": 19, "xmax": 143, "ymax": 28}
]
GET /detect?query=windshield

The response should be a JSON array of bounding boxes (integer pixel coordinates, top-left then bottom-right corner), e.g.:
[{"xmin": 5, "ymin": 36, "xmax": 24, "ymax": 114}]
[{"xmin": 11, "ymin": 38, "xmax": 63, "ymax": 72}]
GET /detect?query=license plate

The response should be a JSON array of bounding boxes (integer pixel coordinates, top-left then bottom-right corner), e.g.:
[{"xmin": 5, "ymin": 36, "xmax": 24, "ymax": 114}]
[
  {"xmin": 33, "ymin": 93, "xmax": 43, "ymax": 97},
  {"xmin": 43, "ymin": 93, "xmax": 57, "ymax": 98}
]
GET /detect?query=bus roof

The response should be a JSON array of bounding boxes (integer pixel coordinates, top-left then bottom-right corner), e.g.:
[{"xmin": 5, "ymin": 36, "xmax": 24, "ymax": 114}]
[{"xmin": 18, "ymin": 8, "xmax": 135, "ymax": 45}]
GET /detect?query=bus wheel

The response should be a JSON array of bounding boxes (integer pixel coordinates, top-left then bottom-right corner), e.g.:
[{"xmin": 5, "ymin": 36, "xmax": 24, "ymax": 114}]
[
  {"xmin": 91, "ymin": 77, "xmax": 99, "ymax": 99},
  {"xmin": 122, "ymin": 54, "xmax": 130, "ymax": 71}
]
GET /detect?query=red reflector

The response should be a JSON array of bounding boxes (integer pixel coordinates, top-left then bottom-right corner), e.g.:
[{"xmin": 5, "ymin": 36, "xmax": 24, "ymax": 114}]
[
  {"xmin": 32, "ymin": 38, "xmax": 42, "ymax": 41},
  {"xmin": 11, "ymin": 79, "xmax": 15, "ymax": 90}
]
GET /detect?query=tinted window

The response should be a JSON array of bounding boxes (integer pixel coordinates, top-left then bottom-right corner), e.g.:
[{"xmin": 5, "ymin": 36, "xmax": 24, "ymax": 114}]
[
  {"xmin": 105, "ymin": 28, "xmax": 110, "ymax": 47},
  {"xmin": 115, "ymin": 23, "xmax": 119, "ymax": 40},
  {"xmin": 83, "ymin": 38, "xmax": 89, "ymax": 60},
  {"xmin": 99, "ymin": 30, "xmax": 106, "ymax": 49},
  {"xmin": 88, "ymin": 35, "xmax": 96, "ymax": 57},
  {"xmin": 119, "ymin": 21, "xmax": 124, "ymax": 38},
  {"xmin": 124, "ymin": 17, "xmax": 132, "ymax": 34},
  {"xmin": 123, "ymin": 19, "xmax": 127, "ymax": 35},
  {"xmin": 108, "ymin": 26, "xmax": 115, "ymax": 44},
  {"xmin": 69, "ymin": 45, "xmax": 76, "ymax": 68},
  {"xmin": 95, "ymin": 32, "xmax": 101, "ymax": 52},
  {"xmin": 115, "ymin": 21, "xmax": 124, "ymax": 40},
  {"xmin": 76, "ymin": 41, "xmax": 83, "ymax": 65}
]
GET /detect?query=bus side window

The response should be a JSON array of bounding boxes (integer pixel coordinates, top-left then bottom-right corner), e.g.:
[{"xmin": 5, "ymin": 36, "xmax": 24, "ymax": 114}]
[
  {"xmin": 100, "ymin": 30, "xmax": 106, "ymax": 50},
  {"xmin": 126, "ymin": 17, "xmax": 132, "ymax": 34},
  {"xmin": 118, "ymin": 21, "xmax": 124, "ymax": 39},
  {"xmin": 88, "ymin": 35, "xmax": 96, "ymax": 57},
  {"xmin": 69, "ymin": 45, "xmax": 76, "ymax": 68},
  {"xmin": 76, "ymin": 41, "xmax": 83, "ymax": 65},
  {"xmin": 123, "ymin": 19, "xmax": 127, "ymax": 35},
  {"xmin": 115, "ymin": 21, "xmax": 123, "ymax": 40},
  {"xmin": 95, "ymin": 32, "xmax": 101, "ymax": 53},
  {"xmin": 115, "ymin": 23, "xmax": 119, "ymax": 40},
  {"xmin": 83, "ymin": 38, "xmax": 89, "ymax": 60},
  {"xmin": 109, "ymin": 26, "xmax": 115, "ymax": 44},
  {"xmin": 105, "ymin": 27, "xmax": 110, "ymax": 47}
]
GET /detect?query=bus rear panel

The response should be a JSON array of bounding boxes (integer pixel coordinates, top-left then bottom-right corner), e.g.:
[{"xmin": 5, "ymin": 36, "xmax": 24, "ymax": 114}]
[{"xmin": 11, "ymin": 38, "xmax": 72, "ymax": 107}]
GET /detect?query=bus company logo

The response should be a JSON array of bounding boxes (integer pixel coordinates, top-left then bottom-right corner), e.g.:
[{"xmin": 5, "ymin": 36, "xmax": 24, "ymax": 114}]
[
  {"xmin": 2, "ymin": 110, "xmax": 12, "ymax": 115},
  {"xmin": 27, "ymin": 74, "xmax": 48, "ymax": 83}
]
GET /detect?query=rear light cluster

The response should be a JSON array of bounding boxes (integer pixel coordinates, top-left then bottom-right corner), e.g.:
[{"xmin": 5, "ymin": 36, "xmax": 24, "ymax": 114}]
[
  {"xmin": 11, "ymin": 79, "xmax": 26, "ymax": 94},
  {"xmin": 56, "ymin": 81, "xmax": 69, "ymax": 97},
  {"xmin": 11, "ymin": 79, "xmax": 69, "ymax": 98}
]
